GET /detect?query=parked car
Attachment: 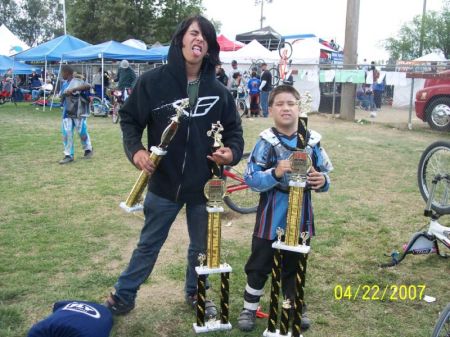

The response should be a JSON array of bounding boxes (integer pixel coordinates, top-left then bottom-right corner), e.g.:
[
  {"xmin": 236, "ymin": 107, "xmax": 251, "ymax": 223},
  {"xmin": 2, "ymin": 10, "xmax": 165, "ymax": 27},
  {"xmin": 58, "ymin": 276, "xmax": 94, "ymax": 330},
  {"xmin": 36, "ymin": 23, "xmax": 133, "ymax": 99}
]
[{"xmin": 415, "ymin": 70, "xmax": 450, "ymax": 131}]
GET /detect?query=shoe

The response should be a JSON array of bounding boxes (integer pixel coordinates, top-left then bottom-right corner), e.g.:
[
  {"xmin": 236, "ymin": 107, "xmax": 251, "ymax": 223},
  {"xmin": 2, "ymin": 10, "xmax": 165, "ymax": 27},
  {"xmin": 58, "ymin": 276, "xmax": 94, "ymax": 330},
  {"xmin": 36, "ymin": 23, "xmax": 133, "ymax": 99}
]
[
  {"xmin": 59, "ymin": 155, "xmax": 73, "ymax": 164},
  {"xmin": 290, "ymin": 304, "xmax": 311, "ymax": 330},
  {"xmin": 237, "ymin": 308, "xmax": 256, "ymax": 331},
  {"xmin": 370, "ymin": 111, "xmax": 377, "ymax": 118},
  {"xmin": 185, "ymin": 294, "xmax": 218, "ymax": 319},
  {"xmin": 104, "ymin": 293, "xmax": 135, "ymax": 315},
  {"xmin": 83, "ymin": 149, "xmax": 93, "ymax": 159}
]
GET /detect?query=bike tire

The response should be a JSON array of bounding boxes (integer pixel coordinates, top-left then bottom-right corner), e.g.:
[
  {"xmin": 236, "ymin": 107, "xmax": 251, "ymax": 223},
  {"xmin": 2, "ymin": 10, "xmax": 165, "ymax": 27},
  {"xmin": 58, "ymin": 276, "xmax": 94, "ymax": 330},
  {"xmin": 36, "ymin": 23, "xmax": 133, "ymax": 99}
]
[
  {"xmin": 237, "ymin": 99, "xmax": 248, "ymax": 118},
  {"xmin": 112, "ymin": 102, "xmax": 120, "ymax": 124},
  {"xmin": 278, "ymin": 41, "xmax": 293, "ymax": 59},
  {"xmin": 418, "ymin": 141, "xmax": 450, "ymax": 215},
  {"xmin": 223, "ymin": 152, "xmax": 259, "ymax": 214},
  {"xmin": 270, "ymin": 67, "xmax": 280, "ymax": 87},
  {"xmin": 431, "ymin": 303, "xmax": 450, "ymax": 337},
  {"xmin": 89, "ymin": 97, "xmax": 102, "ymax": 117}
]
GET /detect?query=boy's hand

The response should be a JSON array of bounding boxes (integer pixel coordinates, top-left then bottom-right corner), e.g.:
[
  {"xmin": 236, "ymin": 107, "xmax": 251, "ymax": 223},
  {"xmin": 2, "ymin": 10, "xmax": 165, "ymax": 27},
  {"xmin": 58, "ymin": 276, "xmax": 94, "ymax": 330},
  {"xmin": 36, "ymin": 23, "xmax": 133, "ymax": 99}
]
[
  {"xmin": 133, "ymin": 149, "xmax": 156, "ymax": 174},
  {"xmin": 274, "ymin": 160, "xmax": 292, "ymax": 178},
  {"xmin": 207, "ymin": 147, "xmax": 233, "ymax": 165},
  {"xmin": 307, "ymin": 167, "xmax": 326, "ymax": 190}
]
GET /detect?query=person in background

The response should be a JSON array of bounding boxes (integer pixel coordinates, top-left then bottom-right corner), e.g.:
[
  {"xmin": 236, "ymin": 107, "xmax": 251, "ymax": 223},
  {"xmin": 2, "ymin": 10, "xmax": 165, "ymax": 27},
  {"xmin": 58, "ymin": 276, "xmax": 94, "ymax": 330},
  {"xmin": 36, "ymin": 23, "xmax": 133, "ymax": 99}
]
[
  {"xmin": 247, "ymin": 71, "xmax": 261, "ymax": 117},
  {"xmin": 32, "ymin": 78, "xmax": 53, "ymax": 101},
  {"xmin": 259, "ymin": 63, "xmax": 272, "ymax": 117},
  {"xmin": 228, "ymin": 60, "xmax": 242, "ymax": 89},
  {"xmin": 59, "ymin": 65, "xmax": 93, "ymax": 164},
  {"xmin": 215, "ymin": 64, "xmax": 228, "ymax": 86},
  {"xmin": 115, "ymin": 60, "xmax": 137, "ymax": 101}
]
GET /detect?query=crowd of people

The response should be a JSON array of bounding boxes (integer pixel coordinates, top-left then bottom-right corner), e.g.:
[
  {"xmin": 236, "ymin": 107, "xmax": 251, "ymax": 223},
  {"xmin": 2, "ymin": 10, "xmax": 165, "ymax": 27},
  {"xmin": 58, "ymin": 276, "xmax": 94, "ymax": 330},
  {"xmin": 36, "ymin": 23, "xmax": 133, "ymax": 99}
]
[{"xmin": 214, "ymin": 58, "xmax": 276, "ymax": 118}]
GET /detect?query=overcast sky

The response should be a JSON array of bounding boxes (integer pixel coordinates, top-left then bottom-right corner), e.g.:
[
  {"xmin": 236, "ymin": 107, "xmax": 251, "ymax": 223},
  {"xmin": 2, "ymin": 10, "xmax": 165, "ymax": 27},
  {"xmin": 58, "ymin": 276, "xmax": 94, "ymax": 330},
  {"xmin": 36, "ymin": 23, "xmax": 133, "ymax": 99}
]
[{"xmin": 203, "ymin": 0, "xmax": 444, "ymax": 62}]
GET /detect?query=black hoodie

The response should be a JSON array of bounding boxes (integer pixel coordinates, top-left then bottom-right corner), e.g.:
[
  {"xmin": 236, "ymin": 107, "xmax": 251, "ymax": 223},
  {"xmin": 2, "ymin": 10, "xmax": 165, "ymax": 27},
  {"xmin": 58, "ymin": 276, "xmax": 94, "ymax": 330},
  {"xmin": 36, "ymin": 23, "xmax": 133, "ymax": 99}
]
[{"xmin": 119, "ymin": 42, "xmax": 244, "ymax": 204}]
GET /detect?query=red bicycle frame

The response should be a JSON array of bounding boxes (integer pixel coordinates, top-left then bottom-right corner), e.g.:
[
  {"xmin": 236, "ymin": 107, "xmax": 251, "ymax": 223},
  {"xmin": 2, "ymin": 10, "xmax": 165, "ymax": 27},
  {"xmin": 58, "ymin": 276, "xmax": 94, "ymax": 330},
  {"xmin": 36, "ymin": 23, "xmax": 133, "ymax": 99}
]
[{"xmin": 223, "ymin": 168, "xmax": 250, "ymax": 193}]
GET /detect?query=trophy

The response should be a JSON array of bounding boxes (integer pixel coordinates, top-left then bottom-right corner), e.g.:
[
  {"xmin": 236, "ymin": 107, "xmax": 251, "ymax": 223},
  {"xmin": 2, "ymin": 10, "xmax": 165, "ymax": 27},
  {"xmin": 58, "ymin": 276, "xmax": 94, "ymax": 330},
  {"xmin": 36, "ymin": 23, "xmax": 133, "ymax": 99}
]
[
  {"xmin": 264, "ymin": 92, "xmax": 313, "ymax": 337},
  {"xmin": 120, "ymin": 99, "xmax": 189, "ymax": 212},
  {"xmin": 193, "ymin": 121, "xmax": 232, "ymax": 334}
]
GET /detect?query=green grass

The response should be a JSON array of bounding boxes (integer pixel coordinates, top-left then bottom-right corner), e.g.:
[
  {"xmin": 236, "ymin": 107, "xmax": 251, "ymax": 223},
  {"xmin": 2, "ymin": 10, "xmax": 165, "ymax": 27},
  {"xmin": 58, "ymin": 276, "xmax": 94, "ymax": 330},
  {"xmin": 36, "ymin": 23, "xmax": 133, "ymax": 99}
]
[{"xmin": 1, "ymin": 103, "xmax": 449, "ymax": 337}]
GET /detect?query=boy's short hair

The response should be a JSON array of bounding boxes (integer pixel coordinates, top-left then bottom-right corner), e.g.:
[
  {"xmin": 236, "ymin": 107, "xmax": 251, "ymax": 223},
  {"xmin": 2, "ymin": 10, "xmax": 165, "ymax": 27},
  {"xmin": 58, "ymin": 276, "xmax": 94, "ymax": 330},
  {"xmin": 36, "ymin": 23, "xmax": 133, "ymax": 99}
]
[
  {"xmin": 251, "ymin": 71, "xmax": 257, "ymax": 77},
  {"xmin": 268, "ymin": 85, "xmax": 300, "ymax": 107},
  {"xmin": 232, "ymin": 72, "xmax": 241, "ymax": 79}
]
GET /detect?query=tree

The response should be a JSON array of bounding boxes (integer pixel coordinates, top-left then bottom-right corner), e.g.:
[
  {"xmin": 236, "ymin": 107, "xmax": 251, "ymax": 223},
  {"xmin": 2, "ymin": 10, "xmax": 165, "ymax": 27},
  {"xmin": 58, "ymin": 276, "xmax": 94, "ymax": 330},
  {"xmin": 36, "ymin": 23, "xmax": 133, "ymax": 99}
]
[
  {"xmin": 0, "ymin": 0, "xmax": 20, "ymax": 30},
  {"xmin": 66, "ymin": 0, "xmax": 156, "ymax": 44},
  {"xmin": 153, "ymin": 0, "xmax": 204, "ymax": 43},
  {"xmin": 384, "ymin": 2, "xmax": 450, "ymax": 60}
]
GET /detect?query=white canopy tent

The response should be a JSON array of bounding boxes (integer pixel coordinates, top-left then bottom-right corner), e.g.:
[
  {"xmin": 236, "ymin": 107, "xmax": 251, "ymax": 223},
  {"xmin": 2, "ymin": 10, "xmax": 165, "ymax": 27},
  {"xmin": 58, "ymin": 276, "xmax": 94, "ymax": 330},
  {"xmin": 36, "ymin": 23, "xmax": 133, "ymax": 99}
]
[
  {"xmin": 122, "ymin": 39, "xmax": 147, "ymax": 50},
  {"xmin": 0, "ymin": 24, "xmax": 29, "ymax": 56},
  {"xmin": 220, "ymin": 39, "xmax": 278, "ymax": 64}
]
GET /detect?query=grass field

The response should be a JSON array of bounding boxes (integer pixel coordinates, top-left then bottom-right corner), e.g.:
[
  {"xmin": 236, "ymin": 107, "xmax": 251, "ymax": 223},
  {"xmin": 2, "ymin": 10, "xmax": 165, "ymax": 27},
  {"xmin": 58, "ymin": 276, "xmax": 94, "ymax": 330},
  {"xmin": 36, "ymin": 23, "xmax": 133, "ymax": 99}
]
[{"xmin": 0, "ymin": 103, "xmax": 449, "ymax": 337}]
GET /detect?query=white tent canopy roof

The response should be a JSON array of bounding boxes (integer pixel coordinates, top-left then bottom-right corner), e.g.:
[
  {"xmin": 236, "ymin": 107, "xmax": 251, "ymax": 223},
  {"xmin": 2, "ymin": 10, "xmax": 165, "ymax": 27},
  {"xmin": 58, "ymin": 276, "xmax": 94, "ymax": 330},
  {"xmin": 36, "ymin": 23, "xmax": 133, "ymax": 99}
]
[
  {"xmin": 122, "ymin": 39, "xmax": 148, "ymax": 50},
  {"xmin": 0, "ymin": 24, "xmax": 29, "ymax": 56},
  {"xmin": 414, "ymin": 51, "xmax": 447, "ymax": 62},
  {"xmin": 220, "ymin": 39, "xmax": 278, "ymax": 63}
]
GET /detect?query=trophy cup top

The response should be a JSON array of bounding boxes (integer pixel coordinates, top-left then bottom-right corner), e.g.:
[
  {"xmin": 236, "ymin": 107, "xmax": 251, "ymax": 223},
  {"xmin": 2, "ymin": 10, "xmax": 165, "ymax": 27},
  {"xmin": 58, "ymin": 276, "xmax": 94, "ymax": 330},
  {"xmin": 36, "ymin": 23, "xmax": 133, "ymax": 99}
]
[
  {"xmin": 204, "ymin": 178, "xmax": 225, "ymax": 206},
  {"xmin": 289, "ymin": 151, "xmax": 311, "ymax": 182},
  {"xmin": 171, "ymin": 98, "xmax": 190, "ymax": 122},
  {"xmin": 206, "ymin": 121, "xmax": 224, "ymax": 150},
  {"xmin": 282, "ymin": 298, "xmax": 291, "ymax": 309},
  {"xmin": 300, "ymin": 232, "xmax": 310, "ymax": 245},
  {"xmin": 276, "ymin": 227, "xmax": 284, "ymax": 243}
]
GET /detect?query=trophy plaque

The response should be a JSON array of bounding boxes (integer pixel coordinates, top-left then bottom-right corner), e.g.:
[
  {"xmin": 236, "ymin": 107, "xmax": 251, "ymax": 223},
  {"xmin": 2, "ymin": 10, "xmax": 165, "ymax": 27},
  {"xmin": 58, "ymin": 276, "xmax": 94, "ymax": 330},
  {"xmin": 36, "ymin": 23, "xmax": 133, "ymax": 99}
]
[
  {"xmin": 193, "ymin": 121, "xmax": 232, "ymax": 334},
  {"xmin": 264, "ymin": 92, "xmax": 313, "ymax": 337},
  {"xmin": 120, "ymin": 99, "xmax": 189, "ymax": 212}
]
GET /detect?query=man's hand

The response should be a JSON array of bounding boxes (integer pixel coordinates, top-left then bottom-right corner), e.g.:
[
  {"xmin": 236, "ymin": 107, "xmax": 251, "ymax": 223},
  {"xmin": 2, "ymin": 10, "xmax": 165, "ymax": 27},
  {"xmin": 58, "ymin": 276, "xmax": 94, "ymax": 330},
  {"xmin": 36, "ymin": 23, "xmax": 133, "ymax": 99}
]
[
  {"xmin": 133, "ymin": 149, "xmax": 156, "ymax": 174},
  {"xmin": 274, "ymin": 160, "xmax": 292, "ymax": 178},
  {"xmin": 307, "ymin": 166, "xmax": 326, "ymax": 190},
  {"xmin": 207, "ymin": 147, "xmax": 233, "ymax": 166}
]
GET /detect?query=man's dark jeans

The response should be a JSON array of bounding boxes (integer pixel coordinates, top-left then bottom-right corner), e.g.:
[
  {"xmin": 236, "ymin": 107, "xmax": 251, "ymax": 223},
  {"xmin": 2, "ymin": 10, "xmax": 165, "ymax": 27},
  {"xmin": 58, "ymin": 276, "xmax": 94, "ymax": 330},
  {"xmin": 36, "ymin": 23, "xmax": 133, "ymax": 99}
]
[{"xmin": 114, "ymin": 192, "xmax": 208, "ymax": 304}]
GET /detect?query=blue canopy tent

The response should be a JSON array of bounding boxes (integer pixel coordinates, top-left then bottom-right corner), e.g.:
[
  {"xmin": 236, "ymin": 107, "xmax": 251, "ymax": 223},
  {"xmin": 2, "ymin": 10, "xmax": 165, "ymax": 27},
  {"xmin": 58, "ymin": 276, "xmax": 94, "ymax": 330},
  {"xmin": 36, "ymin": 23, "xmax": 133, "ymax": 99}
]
[
  {"xmin": 14, "ymin": 35, "xmax": 91, "ymax": 109},
  {"xmin": 148, "ymin": 45, "xmax": 169, "ymax": 62},
  {"xmin": 0, "ymin": 55, "xmax": 41, "ymax": 75},
  {"xmin": 62, "ymin": 41, "xmax": 165, "ymax": 101}
]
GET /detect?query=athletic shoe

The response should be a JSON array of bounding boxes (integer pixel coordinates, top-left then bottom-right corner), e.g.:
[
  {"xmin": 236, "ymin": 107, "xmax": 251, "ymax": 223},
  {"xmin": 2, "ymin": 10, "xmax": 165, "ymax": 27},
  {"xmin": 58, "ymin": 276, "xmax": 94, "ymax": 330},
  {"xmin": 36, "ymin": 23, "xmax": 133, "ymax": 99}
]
[
  {"xmin": 104, "ymin": 293, "xmax": 135, "ymax": 315},
  {"xmin": 59, "ymin": 155, "xmax": 73, "ymax": 164},
  {"xmin": 83, "ymin": 149, "xmax": 93, "ymax": 159},
  {"xmin": 237, "ymin": 308, "xmax": 257, "ymax": 331},
  {"xmin": 185, "ymin": 294, "xmax": 218, "ymax": 319}
]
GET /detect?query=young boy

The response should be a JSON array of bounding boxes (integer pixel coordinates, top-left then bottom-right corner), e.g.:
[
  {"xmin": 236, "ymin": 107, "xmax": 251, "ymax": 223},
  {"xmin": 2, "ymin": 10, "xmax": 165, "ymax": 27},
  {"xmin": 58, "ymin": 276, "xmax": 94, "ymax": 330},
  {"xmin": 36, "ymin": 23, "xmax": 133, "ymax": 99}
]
[{"xmin": 237, "ymin": 85, "xmax": 333, "ymax": 332}]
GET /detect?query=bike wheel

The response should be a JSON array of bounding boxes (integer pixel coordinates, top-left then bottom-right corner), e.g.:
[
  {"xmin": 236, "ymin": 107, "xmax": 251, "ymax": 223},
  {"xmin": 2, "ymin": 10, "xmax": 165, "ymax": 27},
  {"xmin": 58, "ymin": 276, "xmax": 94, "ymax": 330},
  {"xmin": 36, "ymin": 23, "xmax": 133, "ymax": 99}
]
[
  {"xmin": 270, "ymin": 67, "xmax": 280, "ymax": 87},
  {"xmin": 89, "ymin": 97, "xmax": 102, "ymax": 116},
  {"xmin": 112, "ymin": 102, "xmax": 120, "ymax": 124},
  {"xmin": 418, "ymin": 141, "xmax": 450, "ymax": 214},
  {"xmin": 431, "ymin": 303, "xmax": 450, "ymax": 337},
  {"xmin": 278, "ymin": 41, "xmax": 293, "ymax": 59},
  {"xmin": 237, "ymin": 99, "xmax": 248, "ymax": 118},
  {"xmin": 223, "ymin": 152, "xmax": 259, "ymax": 214}
]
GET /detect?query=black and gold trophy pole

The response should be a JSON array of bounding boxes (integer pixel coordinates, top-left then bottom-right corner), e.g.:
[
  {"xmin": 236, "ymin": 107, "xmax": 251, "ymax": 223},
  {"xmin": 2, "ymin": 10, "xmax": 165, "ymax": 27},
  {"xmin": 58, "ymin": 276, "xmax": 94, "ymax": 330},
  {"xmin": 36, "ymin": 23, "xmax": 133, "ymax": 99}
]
[
  {"xmin": 264, "ymin": 93, "xmax": 313, "ymax": 337},
  {"xmin": 193, "ymin": 121, "xmax": 232, "ymax": 334},
  {"xmin": 120, "ymin": 99, "xmax": 189, "ymax": 212}
]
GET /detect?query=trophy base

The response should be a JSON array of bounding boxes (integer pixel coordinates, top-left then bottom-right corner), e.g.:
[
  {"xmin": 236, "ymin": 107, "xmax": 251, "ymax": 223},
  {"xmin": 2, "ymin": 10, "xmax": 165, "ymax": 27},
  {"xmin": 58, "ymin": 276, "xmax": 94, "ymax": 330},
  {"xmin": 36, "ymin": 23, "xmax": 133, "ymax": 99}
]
[
  {"xmin": 193, "ymin": 321, "xmax": 232, "ymax": 334},
  {"xmin": 272, "ymin": 241, "xmax": 311, "ymax": 254},
  {"xmin": 263, "ymin": 328, "xmax": 300, "ymax": 337},
  {"xmin": 195, "ymin": 264, "xmax": 232, "ymax": 276},
  {"xmin": 119, "ymin": 201, "xmax": 144, "ymax": 213}
]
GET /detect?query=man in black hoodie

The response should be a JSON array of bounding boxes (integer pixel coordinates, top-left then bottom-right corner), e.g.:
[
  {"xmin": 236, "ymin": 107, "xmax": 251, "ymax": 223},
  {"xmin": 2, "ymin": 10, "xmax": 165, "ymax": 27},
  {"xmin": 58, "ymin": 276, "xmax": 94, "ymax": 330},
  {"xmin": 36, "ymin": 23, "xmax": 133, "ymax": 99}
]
[{"xmin": 105, "ymin": 16, "xmax": 244, "ymax": 318}]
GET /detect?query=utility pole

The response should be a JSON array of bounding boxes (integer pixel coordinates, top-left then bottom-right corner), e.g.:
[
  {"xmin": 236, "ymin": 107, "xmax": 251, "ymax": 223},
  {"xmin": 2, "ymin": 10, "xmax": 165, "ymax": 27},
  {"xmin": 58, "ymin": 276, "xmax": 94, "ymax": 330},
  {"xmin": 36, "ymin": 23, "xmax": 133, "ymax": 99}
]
[
  {"xmin": 419, "ymin": 0, "xmax": 427, "ymax": 56},
  {"xmin": 255, "ymin": 0, "xmax": 273, "ymax": 28},
  {"xmin": 339, "ymin": 0, "xmax": 360, "ymax": 121}
]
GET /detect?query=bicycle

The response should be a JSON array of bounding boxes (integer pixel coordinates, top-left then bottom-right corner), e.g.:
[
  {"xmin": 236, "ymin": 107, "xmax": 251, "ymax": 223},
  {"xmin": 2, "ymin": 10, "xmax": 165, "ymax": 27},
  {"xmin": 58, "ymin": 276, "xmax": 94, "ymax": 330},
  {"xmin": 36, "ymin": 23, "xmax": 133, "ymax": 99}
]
[
  {"xmin": 89, "ymin": 95, "xmax": 111, "ymax": 118},
  {"xmin": 431, "ymin": 303, "xmax": 450, "ymax": 337},
  {"xmin": 235, "ymin": 86, "xmax": 249, "ymax": 118},
  {"xmin": 381, "ymin": 141, "xmax": 450, "ymax": 267},
  {"xmin": 223, "ymin": 152, "xmax": 258, "ymax": 214}
]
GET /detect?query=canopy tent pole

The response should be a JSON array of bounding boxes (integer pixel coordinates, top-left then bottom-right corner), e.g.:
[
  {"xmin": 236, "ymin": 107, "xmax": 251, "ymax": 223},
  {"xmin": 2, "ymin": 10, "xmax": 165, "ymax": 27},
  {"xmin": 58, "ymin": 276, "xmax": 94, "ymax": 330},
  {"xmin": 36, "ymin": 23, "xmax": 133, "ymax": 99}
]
[
  {"xmin": 43, "ymin": 58, "xmax": 47, "ymax": 111},
  {"xmin": 50, "ymin": 61, "xmax": 63, "ymax": 111},
  {"xmin": 101, "ymin": 55, "xmax": 104, "ymax": 103}
]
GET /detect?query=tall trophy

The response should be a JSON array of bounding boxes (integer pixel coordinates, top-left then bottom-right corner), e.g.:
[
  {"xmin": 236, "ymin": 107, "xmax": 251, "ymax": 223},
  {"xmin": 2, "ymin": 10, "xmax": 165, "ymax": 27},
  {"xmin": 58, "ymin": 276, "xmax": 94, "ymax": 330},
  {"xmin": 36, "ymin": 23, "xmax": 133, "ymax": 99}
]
[
  {"xmin": 193, "ymin": 121, "xmax": 232, "ymax": 334},
  {"xmin": 120, "ymin": 99, "xmax": 189, "ymax": 212},
  {"xmin": 264, "ymin": 92, "xmax": 313, "ymax": 337}
]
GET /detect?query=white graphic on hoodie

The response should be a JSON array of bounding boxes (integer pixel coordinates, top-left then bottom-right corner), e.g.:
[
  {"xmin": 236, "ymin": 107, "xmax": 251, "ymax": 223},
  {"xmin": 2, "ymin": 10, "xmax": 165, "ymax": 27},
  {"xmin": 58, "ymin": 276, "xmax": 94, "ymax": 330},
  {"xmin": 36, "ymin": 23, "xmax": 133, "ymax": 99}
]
[{"xmin": 171, "ymin": 96, "xmax": 220, "ymax": 118}]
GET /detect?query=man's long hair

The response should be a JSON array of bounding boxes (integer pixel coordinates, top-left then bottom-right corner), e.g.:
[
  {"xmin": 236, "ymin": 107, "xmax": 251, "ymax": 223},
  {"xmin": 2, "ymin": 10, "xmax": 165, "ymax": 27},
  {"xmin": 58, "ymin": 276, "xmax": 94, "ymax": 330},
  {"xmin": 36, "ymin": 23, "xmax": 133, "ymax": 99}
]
[{"xmin": 171, "ymin": 15, "xmax": 221, "ymax": 67}]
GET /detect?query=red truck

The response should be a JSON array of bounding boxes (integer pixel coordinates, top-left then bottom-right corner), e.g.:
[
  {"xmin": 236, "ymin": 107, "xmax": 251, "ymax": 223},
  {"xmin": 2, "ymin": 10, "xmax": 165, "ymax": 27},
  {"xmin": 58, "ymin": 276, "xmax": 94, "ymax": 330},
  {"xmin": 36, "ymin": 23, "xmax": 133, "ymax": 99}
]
[{"xmin": 415, "ymin": 70, "xmax": 450, "ymax": 131}]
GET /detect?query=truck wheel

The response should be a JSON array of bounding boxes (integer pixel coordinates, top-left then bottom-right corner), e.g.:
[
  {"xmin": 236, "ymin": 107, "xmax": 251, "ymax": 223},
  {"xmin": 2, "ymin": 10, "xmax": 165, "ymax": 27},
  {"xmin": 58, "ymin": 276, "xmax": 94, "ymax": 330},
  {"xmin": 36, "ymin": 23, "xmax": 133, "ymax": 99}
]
[{"xmin": 426, "ymin": 97, "xmax": 450, "ymax": 131}]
